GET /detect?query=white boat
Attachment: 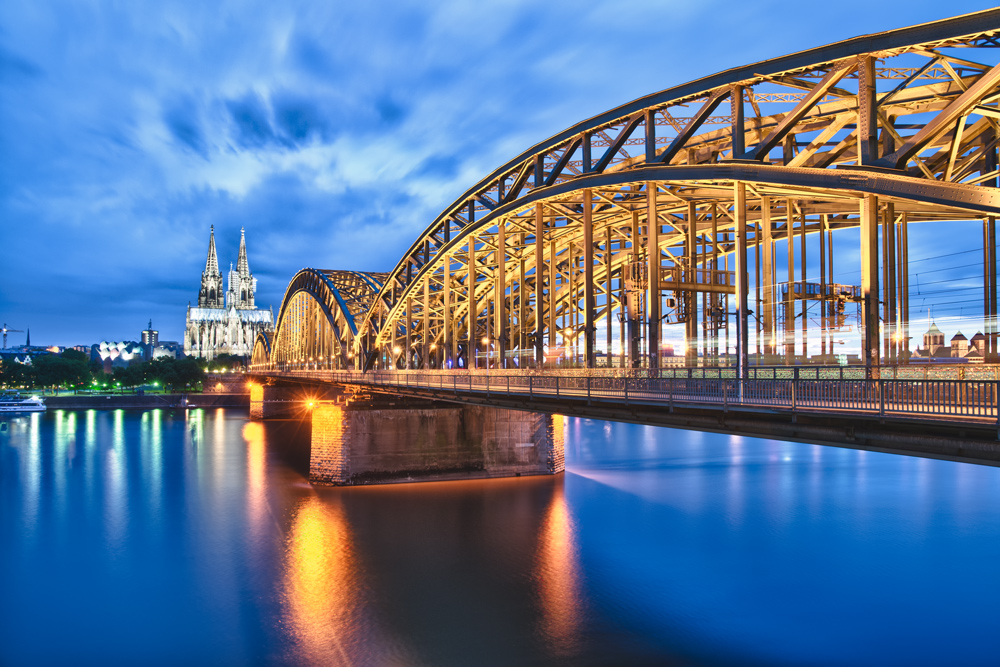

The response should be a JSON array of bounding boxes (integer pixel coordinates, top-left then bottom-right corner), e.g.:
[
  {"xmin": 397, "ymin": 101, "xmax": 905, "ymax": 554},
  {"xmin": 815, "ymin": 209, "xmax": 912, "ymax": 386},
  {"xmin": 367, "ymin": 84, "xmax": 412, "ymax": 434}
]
[{"xmin": 0, "ymin": 393, "xmax": 46, "ymax": 413}]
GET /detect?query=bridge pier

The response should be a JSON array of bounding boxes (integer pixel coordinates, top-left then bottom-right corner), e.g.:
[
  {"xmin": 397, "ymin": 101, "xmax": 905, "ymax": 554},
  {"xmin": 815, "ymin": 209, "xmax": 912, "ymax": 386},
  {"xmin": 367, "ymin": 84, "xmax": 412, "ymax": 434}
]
[{"xmin": 309, "ymin": 398, "xmax": 561, "ymax": 486}]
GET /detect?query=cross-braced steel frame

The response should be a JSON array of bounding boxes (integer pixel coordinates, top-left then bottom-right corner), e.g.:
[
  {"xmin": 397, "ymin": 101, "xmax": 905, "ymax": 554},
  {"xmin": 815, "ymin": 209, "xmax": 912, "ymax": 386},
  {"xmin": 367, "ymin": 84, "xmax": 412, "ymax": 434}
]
[
  {"xmin": 261, "ymin": 269, "xmax": 387, "ymax": 370},
  {"xmin": 266, "ymin": 10, "xmax": 1000, "ymax": 379}
]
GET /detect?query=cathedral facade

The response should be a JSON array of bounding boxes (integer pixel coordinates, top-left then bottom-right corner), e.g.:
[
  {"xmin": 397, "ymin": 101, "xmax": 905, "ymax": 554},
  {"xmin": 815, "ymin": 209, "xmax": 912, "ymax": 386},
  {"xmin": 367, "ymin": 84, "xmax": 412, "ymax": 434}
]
[{"xmin": 184, "ymin": 226, "xmax": 274, "ymax": 360}]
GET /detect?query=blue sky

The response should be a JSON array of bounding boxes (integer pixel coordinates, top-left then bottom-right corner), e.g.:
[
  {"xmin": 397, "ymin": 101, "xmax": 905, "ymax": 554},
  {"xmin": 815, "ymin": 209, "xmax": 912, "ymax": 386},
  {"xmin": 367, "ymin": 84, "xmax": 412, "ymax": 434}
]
[{"xmin": 0, "ymin": 0, "xmax": 992, "ymax": 346}]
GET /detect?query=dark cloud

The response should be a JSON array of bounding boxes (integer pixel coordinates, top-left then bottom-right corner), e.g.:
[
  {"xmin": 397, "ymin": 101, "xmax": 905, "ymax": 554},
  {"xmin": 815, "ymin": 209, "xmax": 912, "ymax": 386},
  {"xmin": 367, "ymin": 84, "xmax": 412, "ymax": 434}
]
[
  {"xmin": 272, "ymin": 93, "xmax": 335, "ymax": 144},
  {"xmin": 375, "ymin": 95, "xmax": 407, "ymax": 127},
  {"xmin": 164, "ymin": 103, "xmax": 207, "ymax": 156},
  {"xmin": 226, "ymin": 92, "xmax": 281, "ymax": 149}
]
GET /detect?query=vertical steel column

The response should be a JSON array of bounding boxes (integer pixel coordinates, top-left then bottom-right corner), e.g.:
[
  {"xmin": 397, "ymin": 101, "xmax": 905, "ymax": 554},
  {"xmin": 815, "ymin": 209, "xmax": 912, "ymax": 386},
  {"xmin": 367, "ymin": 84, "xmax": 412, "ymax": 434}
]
[
  {"xmin": 828, "ymin": 221, "xmax": 834, "ymax": 349},
  {"xmin": 761, "ymin": 197, "xmax": 774, "ymax": 359},
  {"xmin": 800, "ymin": 208, "xmax": 807, "ymax": 360},
  {"xmin": 645, "ymin": 109, "xmax": 656, "ymax": 164},
  {"xmin": 881, "ymin": 204, "xmax": 890, "ymax": 361},
  {"xmin": 443, "ymin": 255, "xmax": 452, "ymax": 368},
  {"xmin": 468, "ymin": 234, "xmax": 477, "ymax": 370},
  {"xmin": 991, "ymin": 216, "xmax": 998, "ymax": 361},
  {"xmin": 858, "ymin": 55, "xmax": 878, "ymax": 165},
  {"xmin": 405, "ymin": 296, "xmax": 412, "ymax": 370},
  {"xmin": 735, "ymin": 182, "xmax": 749, "ymax": 390},
  {"xmin": 519, "ymin": 234, "xmax": 526, "ymax": 364},
  {"xmin": 731, "ymin": 85, "xmax": 745, "ymax": 158},
  {"xmin": 886, "ymin": 204, "xmax": 897, "ymax": 364},
  {"xmin": 987, "ymin": 216, "xmax": 998, "ymax": 362},
  {"xmin": 900, "ymin": 213, "xmax": 908, "ymax": 360},
  {"xmin": 583, "ymin": 188, "xmax": 596, "ymax": 368},
  {"xmin": 820, "ymin": 214, "xmax": 827, "ymax": 360},
  {"xmin": 861, "ymin": 194, "xmax": 881, "ymax": 376},
  {"xmin": 648, "ymin": 185, "xmax": 660, "ymax": 369},
  {"xmin": 711, "ymin": 203, "xmax": 719, "ymax": 364},
  {"xmin": 755, "ymin": 214, "xmax": 761, "ymax": 363},
  {"xmin": 422, "ymin": 276, "xmax": 430, "ymax": 368},
  {"xmin": 535, "ymin": 203, "xmax": 545, "ymax": 367},
  {"xmin": 549, "ymin": 239, "xmax": 557, "ymax": 351},
  {"xmin": 785, "ymin": 199, "xmax": 795, "ymax": 364},
  {"xmin": 986, "ymin": 135, "xmax": 998, "ymax": 361},
  {"xmin": 496, "ymin": 221, "xmax": 507, "ymax": 368},
  {"xmin": 685, "ymin": 201, "xmax": 698, "ymax": 367},
  {"xmin": 629, "ymin": 211, "xmax": 642, "ymax": 367},
  {"xmin": 606, "ymin": 225, "xmax": 613, "ymax": 366}
]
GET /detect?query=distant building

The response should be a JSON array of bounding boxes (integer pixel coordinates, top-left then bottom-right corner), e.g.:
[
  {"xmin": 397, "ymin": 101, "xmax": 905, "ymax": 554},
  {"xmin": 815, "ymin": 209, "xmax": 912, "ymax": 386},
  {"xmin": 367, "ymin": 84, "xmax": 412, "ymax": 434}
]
[
  {"xmin": 912, "ymin": 322, "xmax": 984, "ymax": 363},
  {"xmin": 950, "ymin": 332, "xmax": 969, "ymax": 358},
  {"xmin": 141, "ymin": 320, "xmax": 159, "ymax": 360},
  {"xmin": 184, "ymin": 226, "xmax": 273, "ymax": 360}
]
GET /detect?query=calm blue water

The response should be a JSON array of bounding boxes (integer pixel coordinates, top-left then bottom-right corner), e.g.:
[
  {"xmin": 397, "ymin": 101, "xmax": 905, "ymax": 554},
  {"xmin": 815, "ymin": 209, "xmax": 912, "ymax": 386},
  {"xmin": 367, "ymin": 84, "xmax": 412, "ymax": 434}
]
[{"xmin": 2, "ymin": 408, "xmax": 1000, "ymax": 665}]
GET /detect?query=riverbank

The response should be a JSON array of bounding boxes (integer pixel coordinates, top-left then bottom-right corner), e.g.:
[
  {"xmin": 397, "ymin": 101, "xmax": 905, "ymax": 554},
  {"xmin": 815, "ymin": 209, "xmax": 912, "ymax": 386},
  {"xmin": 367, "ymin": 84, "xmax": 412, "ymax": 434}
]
[{"xmin": 43, "ymin": 393, "xmax": 249, "ymax": 409}]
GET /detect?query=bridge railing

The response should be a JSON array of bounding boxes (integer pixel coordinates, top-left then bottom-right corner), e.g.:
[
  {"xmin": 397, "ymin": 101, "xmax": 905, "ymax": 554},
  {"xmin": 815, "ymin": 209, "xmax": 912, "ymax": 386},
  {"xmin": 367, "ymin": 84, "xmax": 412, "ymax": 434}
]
[{"xmin": 254, "ymin": 368, "xmax": 1000, "ymax": 426}]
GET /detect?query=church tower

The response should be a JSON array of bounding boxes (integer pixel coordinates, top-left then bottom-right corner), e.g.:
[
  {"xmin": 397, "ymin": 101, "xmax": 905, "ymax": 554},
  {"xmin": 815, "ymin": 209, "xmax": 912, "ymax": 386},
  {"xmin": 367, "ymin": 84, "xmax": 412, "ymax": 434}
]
[
  {"xmin": 234, "ymin": 227, "xmax": 256, "ymax": 309},
  {"xmin": 198, "ymin": 226, "xmax": 224, "ymax": 308}
]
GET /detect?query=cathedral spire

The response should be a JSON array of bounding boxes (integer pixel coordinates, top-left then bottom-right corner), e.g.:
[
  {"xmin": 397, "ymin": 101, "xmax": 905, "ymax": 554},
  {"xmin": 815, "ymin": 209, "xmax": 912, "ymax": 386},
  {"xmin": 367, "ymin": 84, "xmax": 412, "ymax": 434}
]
[
  {"xmin": 198, "ymin": 225, "xmax": 224, "ymax": 308},
  {"xmin": 237, "ymin": 226, "xmax": 250, "ymax": 276},
  {"xmin": 205, "ymin": 225, "xmax": 220, "ymax": 276}
]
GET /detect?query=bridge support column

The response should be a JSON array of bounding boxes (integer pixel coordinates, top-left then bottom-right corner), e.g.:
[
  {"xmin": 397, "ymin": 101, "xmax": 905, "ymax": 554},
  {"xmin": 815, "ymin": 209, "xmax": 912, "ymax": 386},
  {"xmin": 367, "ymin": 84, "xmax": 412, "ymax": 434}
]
[
  {"xmin": 584, "ymin": 188, "xmax": 596, "ymax": 368},
  {"xmin": 647, "ymin": 184, "xmax": 660, "ymax": 369},
  {"xmin": 860, "ymin": 194, "xmax": 881, "ymax": 377},
  {"xmin": 761, "ymin": 197, "xmax": 775, "ymax": 360},
  {"xmin": 685, "ymin": 203, "xmax": 698, "ymax": 367},
  {"xmin": 535, "ymin": 203, "xmax": 545, "ymax": 367},
  {"xmin": 734, "ymin": 182, "xmax": 749, "ymax": 395},
  {"xmin": 496, "ymin": 221, "xmax": 507, "ymax": 368},
  {"xmin": 309, "ymin": 400, "xmax": 562, "ymax": 486}
]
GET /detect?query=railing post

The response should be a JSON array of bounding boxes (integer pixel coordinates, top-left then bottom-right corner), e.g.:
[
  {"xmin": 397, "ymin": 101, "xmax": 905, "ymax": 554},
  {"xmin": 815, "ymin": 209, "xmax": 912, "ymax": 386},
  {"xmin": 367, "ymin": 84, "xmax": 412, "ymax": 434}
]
[
  {"xmin": 556, "ymin": 376, "xmax": 560, "ymax": 398},
  {"xmin": 587, "ymin": 376, "xmax": 592, "ymax": 405},
  {"xmin": 624, "ymin": 377, "xmax": 628, "ymax": 405},
  {"xmin": 529, "ymin": 375, "xmax": 533, "ymax": 399},
  {"xmin": 668, "ymin": 375, "xmax": 673, "ymax": 413},
  {"xmin": 880, "ymin": 378, "xmax": 886, "ymax": 419},
  {"xmin": 792, "ymin": 367, "xmax": 798, "ymax": 421}
]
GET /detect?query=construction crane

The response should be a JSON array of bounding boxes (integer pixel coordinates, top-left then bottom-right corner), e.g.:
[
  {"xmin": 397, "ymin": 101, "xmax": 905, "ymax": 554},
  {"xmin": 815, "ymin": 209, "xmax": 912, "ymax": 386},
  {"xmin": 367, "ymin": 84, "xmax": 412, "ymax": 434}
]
[{"xmin": 2, "ymin": 323, "xmax": 24, "ymax": 349}]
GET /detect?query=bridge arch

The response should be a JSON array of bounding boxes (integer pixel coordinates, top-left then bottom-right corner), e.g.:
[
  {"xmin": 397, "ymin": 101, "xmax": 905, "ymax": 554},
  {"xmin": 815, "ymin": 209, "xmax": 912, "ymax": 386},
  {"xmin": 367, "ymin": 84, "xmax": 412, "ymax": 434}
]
[
  {"xmin": 258, "ymin": 269, "xmax": 387, "ymax": 371},
  {"xmin": 352, "ymin": 10, "xmax": 1000, "ymax": 372}
]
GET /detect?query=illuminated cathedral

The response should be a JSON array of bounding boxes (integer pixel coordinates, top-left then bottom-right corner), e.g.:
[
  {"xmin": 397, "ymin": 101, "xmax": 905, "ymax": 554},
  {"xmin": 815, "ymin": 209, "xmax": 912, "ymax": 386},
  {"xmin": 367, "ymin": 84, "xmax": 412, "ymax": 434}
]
[{"xmin": 184, "ymin": 226, "xmax": 273, "ymax": 360}]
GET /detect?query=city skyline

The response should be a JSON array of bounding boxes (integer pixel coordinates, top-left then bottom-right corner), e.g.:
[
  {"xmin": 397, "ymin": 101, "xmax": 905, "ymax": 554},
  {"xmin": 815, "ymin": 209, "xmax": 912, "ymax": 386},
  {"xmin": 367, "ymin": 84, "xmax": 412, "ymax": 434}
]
[{"xmin": 1, "ymin": 0, "xmax": 992, "ymax": 346}]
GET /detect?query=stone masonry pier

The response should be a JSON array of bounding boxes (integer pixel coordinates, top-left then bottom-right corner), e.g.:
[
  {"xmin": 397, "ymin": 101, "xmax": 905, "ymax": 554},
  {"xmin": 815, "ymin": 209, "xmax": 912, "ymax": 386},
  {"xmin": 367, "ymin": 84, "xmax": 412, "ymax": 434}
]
[{"xmin": 309, "ymin": 397, "xmax": 561, "ymax": 486}]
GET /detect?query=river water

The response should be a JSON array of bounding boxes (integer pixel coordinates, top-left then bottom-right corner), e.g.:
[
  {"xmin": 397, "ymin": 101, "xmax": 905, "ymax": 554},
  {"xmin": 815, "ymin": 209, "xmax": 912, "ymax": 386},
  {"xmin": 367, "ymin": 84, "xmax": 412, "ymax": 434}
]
[{"xmin": 2, "ymin": 408, "xmax": 1000, "ymax": 666}]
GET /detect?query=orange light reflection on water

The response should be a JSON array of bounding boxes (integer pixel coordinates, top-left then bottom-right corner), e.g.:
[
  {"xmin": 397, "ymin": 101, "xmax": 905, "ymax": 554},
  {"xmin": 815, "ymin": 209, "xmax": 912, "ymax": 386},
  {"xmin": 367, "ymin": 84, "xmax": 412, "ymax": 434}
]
[
  {"xmin": 535, "ymin": 479, "xmax": 582, "ymax": 653},
  {"xmin": 282, "ymin": 496, "xmax": 362, "ymax": 666}
]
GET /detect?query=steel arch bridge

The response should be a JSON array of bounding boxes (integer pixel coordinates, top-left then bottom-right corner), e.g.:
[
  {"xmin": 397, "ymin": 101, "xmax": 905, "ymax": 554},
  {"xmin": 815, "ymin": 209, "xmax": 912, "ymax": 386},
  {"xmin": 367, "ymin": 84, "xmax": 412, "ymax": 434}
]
[
  {"xmin": 254, "ymin": 269, "xmax": 388, "ymax": 370},
  {"xmin": 257, "ymin": 10, "xmax": 1000, "ymax": 378}
]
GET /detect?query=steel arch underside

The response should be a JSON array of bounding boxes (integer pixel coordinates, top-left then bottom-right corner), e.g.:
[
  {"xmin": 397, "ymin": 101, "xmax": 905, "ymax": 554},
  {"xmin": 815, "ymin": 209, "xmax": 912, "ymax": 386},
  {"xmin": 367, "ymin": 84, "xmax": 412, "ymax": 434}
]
[
  {"xmin": 269, "ymin": 269, "xmax": 387, "ymax": 368},
  {"xmin": 265, "ymin": 10, "xmax": 1000, "ymax": 371}
]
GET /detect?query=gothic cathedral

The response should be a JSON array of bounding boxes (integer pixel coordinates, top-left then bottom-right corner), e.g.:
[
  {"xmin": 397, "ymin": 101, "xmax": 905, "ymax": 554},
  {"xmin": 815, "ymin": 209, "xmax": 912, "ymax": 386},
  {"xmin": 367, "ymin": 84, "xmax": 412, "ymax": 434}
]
[{"xmin": 184, "ymin": 226, "xmax": 274, "ymax": 360}]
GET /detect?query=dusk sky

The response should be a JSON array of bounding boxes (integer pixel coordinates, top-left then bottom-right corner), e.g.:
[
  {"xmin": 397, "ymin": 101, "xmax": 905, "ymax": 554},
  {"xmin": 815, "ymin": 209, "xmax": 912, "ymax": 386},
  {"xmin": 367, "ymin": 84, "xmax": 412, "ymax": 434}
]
[{"xmin": 1, "ymin": 0, "xmax": 992, "ymax": 346}]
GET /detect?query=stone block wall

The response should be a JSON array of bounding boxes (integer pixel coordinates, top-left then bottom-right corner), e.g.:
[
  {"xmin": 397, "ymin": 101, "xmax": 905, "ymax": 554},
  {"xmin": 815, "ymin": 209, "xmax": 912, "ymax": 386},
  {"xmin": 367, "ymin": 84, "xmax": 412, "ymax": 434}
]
[{"xmin": 309, "ymin": 403, "xmax": 561, "ymax": 486}]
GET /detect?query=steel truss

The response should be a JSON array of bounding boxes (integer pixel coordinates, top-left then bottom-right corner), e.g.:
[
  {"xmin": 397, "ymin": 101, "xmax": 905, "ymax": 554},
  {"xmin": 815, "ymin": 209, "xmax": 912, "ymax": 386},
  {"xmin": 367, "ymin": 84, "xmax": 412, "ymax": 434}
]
[
  {"xmin": 262, "ymin": 269, "xmax": 387, "ymax": 370},
  {"xmin": 263, "ymin": 10, "xmax": 1000, "ymax": 377}
]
